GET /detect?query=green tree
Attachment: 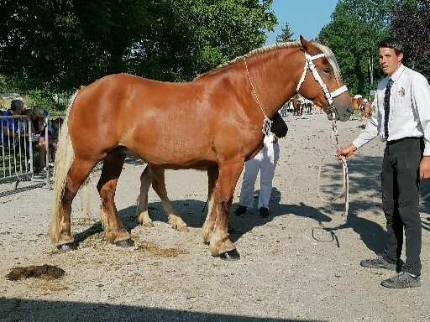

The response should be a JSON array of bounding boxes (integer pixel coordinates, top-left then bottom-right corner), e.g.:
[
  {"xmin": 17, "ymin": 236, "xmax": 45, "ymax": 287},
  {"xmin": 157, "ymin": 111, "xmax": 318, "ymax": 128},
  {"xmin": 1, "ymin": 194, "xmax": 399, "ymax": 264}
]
[
  {"xmin": 132, "ymin": 0, "xmax": 277, "ymax": 80},
  {"xmin": 318, "ymin": 0, "xmax": 396, "ymax": 96},
  {"xmin": 391, "ymin": 0, "xmax": 430, "ymax": 79},
  {"xmin": 276, "ymin": 21, "xmax": 294, "ymax": 42},
  {"xmin": 0, "ymin": 0, "xmax": 277, "ymax": 97},
  {"xmin": 0, "ymin": 0, "xmax": 161, "ymax": 92}
]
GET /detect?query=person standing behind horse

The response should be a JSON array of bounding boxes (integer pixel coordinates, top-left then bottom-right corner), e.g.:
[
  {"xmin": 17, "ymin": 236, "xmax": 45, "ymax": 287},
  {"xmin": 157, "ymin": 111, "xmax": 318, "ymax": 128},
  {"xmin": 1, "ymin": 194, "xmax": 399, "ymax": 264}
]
[
  {"xmin": 235, "ymin": 113, "xmax": 287, "ymax": 218},
  {"xmin": 1, "ymin": 99, "xmax": 25, "ymax": 140},
  {"xmin": 337, "ymin": 38, "xmax": 430, "ymax": 288}
]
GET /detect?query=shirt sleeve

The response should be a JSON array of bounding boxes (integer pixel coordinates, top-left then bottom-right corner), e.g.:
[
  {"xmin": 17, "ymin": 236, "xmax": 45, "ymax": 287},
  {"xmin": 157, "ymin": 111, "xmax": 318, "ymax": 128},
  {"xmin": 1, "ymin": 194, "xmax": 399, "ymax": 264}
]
[
  {"xmin": 412, "ymin": 74, "xmax": 430, "ymax": 156},
  {"xmin": 352, "ymin": 92, "xmax": 379, "ymax": 149}
]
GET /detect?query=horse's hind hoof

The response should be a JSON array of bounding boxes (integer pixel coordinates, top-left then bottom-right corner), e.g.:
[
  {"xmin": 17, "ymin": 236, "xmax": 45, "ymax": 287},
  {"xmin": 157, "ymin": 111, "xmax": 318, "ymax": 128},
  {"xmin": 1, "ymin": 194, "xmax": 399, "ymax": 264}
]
[
  {"xmin": 115, "ymin": 239, "xmax": 134, "ymax": 248},
  {"xmin": 219, "ymin": 249, "xmax": 240, "ymax": 261},
  {"xmin": 57, "ymin": 243, "xmax": 76, "ymax": 252}
]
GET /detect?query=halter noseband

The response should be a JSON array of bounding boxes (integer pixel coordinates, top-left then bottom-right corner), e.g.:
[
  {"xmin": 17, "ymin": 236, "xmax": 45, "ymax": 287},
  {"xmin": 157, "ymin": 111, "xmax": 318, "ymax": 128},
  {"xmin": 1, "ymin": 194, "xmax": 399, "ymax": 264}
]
[{"xmin": 296, "ymin": 52, "xmax": 348, "ymax": 107}]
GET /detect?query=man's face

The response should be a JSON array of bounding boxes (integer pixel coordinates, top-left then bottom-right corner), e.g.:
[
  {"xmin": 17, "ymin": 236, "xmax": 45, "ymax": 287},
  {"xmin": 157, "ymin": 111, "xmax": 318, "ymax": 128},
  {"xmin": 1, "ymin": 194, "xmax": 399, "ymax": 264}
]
[{"xmin": 379, "ymin": 47, "xmax": 403, "ymax": 76}]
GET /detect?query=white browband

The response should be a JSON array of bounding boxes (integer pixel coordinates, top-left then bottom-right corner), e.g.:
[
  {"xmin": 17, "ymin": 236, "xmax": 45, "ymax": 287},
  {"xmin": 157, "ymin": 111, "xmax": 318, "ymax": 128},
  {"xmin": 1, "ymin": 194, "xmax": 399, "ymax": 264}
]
[{"xmin": 296, "ymin": 52, "xmax": 348, "ymax": 105}]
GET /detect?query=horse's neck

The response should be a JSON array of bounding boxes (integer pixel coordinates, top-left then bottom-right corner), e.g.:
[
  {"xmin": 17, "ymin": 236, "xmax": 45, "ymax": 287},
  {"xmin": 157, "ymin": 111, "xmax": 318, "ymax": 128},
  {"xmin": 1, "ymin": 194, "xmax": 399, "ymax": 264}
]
[{"xmin": 245, "ymin": 48, "xmax": 302, "ymax": 118}]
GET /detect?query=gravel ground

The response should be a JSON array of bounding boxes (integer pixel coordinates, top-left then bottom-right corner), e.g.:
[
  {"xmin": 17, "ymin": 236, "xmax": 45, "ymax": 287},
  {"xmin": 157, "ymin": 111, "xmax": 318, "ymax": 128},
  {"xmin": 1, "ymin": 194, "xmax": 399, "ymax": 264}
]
[{"xmin": 1, "ymin": 113, "xmax": 430, "ymax": 322}]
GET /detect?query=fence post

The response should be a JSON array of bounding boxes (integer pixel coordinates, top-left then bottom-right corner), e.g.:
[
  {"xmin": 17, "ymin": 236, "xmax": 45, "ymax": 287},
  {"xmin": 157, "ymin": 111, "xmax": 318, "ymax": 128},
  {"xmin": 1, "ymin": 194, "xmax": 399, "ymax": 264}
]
[
  {"xmin": 45, "ymin": 116, "xmax": 50, "ymax": 186},
  {"xmin": 28, "ymin": 117, "xmax": 34, "ymax": 176}
]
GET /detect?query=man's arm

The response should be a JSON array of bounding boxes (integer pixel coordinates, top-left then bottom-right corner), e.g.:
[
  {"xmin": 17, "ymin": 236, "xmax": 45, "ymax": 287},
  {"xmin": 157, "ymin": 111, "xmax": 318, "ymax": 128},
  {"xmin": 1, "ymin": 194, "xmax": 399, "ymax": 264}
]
[
  {"xmin": 337, "ymin": 94, "xmax": 379, "ymax": 159},
  {"xmin": 412, "ymin": 74, "xmax": 430, "ymax": 180}
]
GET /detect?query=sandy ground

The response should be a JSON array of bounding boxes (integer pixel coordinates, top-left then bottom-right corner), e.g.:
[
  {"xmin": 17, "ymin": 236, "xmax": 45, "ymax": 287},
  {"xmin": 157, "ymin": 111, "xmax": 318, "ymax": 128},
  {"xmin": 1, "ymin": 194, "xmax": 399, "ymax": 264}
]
[{"xmin": 1, "ymin": 113, "xmax": 430, "ymax": 322}]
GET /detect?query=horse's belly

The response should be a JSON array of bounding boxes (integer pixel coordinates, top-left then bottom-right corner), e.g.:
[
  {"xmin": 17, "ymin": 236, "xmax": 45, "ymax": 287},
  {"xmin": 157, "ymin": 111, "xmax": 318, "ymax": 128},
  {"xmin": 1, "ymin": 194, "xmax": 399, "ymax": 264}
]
[{"xmin": 126, "ymin": 135, "xmax": 215, "ymax": 167}]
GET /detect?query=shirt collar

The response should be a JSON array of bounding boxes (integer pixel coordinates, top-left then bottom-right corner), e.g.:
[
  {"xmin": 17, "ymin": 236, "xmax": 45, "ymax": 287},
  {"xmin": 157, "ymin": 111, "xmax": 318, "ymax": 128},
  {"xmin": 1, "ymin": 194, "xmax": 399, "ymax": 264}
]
[{"xmin": 389, "ymin": 64, "xmax": 406, "ymax": 83}]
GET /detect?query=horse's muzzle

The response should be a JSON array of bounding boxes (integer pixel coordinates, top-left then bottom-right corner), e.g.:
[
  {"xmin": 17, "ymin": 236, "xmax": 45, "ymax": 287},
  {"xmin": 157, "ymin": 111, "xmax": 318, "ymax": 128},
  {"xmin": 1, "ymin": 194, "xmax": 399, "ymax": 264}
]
[{"xmin": 329, "ymin": 95, "xmax": 353, "ymax": 121}]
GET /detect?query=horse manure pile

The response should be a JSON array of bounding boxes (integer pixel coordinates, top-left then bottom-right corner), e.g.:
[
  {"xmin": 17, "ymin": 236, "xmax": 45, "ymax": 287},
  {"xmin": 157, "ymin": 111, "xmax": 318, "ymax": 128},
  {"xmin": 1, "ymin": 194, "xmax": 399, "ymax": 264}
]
[
  {"xmin": 136, "ymin": 241, "xmax": 188, "ymax": 258},
  {"xmin": 6, "ymin": 264, "xmax": 65, "ymax": 281}
]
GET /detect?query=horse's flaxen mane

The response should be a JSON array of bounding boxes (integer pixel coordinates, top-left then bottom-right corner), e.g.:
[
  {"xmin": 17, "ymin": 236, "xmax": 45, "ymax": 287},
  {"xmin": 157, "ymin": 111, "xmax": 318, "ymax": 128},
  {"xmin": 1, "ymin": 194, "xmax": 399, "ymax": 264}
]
[
  {"xmin": 195, "ymin": 41, "xmax": 301, "ymax": 80},
  {"xmin": 195, "ymin": 40, "xmax": 343, "ymax": 81}
]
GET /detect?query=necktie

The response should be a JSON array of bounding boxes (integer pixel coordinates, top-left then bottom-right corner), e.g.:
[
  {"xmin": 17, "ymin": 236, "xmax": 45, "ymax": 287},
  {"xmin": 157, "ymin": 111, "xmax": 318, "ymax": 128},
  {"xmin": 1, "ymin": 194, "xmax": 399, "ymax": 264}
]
[{"xmin": 384, "ymin": 78, "xmax": 394, "ymax": 139}]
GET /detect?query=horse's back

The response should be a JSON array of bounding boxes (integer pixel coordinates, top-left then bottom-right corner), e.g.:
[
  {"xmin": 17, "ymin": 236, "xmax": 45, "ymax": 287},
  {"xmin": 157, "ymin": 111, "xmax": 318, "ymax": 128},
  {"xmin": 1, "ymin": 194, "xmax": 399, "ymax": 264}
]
[{"xmin": 69, "ymin": 74, "xmax": 217, "ymax": 163}]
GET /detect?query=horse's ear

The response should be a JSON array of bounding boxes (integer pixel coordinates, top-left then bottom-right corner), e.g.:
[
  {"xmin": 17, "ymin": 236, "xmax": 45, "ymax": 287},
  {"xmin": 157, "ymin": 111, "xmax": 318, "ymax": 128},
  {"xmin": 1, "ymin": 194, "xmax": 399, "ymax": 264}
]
[{"xmin": 300, "ymin": 35, "xmax": 311, "ymax": 51}]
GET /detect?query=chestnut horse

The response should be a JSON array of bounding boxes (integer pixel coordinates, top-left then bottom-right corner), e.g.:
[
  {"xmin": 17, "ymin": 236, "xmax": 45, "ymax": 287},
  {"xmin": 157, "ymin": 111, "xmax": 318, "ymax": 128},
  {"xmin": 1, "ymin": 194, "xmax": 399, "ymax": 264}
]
[
  {"xmin": 50, "ymin": 37, "xmax": 352, "ymax": 259},
  {"xmin": 352, "ymin": 95, "xmax": 373, "ymax": 128}
]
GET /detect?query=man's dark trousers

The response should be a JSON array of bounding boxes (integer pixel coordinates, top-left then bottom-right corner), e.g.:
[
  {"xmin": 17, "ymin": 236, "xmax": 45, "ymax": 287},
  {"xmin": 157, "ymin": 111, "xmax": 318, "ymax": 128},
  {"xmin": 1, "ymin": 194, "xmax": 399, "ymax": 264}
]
[{"xmin": 382, "ymin": 137, "xmax": 423, "ymax": 276}]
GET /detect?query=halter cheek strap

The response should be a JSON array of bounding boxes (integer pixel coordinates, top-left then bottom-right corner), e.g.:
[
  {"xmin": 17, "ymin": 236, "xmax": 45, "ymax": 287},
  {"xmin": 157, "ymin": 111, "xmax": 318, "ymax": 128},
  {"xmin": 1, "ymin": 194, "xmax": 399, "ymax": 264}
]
[{"xmin": 296, "ymin": 52, "xmax": 348, "ymax": 105}]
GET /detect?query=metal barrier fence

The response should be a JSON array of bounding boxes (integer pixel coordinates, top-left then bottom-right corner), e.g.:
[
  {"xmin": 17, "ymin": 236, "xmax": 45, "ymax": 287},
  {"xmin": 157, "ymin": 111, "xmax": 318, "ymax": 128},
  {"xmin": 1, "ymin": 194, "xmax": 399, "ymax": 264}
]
[{"xmin": 0, "ymin": 115, "xmax": 60, "ymax": 196}]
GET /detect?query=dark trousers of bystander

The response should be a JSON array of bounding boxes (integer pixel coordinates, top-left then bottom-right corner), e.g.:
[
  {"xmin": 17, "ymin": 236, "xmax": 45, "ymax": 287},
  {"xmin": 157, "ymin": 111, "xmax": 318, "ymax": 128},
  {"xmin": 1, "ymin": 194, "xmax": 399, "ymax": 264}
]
[{"xmin": 381, "ymin": 137, "xmax": 423, "ymax": 276}]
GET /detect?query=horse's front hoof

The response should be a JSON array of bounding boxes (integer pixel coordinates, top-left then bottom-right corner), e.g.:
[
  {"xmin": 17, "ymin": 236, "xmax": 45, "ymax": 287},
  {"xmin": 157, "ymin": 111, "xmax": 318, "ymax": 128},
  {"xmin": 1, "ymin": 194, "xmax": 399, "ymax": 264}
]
[
  {"xmin": 219, "ymin": 249, "xmax": 240, "ymax": 261},
  {"xmin": 57, "ymin": 243, "xmax": 76, "ymax": 252},
  {"xmin": 115, "ymin": 239, "xmax": 135, "ymax": 248}
]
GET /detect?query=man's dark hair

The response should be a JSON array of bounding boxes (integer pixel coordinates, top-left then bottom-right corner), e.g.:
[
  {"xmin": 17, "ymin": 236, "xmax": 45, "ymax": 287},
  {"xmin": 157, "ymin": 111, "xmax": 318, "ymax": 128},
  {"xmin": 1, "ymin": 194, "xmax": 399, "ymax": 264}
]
[
  {"xmin": 10, "ymin": 99, "xmax": 24, "ymax": 111},
  {"xmin": 378, "ymin": 38, "xmax": 404, "ymax": 56}
]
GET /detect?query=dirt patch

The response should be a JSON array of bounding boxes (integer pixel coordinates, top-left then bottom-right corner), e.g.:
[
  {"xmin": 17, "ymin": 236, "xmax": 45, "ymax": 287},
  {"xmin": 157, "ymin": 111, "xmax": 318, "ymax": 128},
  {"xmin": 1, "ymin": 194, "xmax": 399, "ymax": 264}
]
[
  {"xmin": 6, "ymin": 264, "xmax": 65, "ymax": 281},
  {"xmin": 136, "ymin": 241, "xmax": 188, "ymax": 258}
]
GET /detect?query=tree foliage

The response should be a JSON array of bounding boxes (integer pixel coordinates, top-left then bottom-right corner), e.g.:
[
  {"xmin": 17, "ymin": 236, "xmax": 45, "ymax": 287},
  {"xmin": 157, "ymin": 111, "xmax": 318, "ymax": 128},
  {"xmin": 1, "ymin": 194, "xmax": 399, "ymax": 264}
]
[
  {"xmin": 0, "ymin": 0, "xmax": 276, "ymax": 99},
  {"xmin": 276, "ymin": 21, "xmax": 294, "ymax": 42},
  {"xmin": 391, "ymin": 0, "xmax": 430, "ymax": 79},
  {"xmin": 318, "ymin": 0, "xmax": 397, "ymax": 96},
  {"xmin": 133, "ymin": 0, "xmax": 277, "ymax": 81}
]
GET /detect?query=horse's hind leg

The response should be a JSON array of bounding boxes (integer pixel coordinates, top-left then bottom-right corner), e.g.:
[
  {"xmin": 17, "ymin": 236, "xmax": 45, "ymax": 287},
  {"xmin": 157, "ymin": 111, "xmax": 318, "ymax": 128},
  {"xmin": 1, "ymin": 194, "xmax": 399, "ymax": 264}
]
[
  {"xmin": 136, "ymin": 165, "xmax": 154, "ymax": 227},
  {"xmin": 56, "ymin": 158, "xmax": 97, "ymax": 250},
  {"xmin": 151, "ymin": 166, "xmax": 188, "ymax": 232},
  {"xmin": 97, "ymin": 150, "xmax": 132, "ymax": 247},
  {"xmin": 202, "ymin": 165, "xmax": 218, "ymax": 244}
]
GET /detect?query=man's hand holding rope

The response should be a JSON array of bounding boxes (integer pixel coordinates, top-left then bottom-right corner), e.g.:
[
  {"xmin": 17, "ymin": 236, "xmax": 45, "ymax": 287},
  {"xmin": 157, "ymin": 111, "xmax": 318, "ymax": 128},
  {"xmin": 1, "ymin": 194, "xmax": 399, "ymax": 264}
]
[{"xmin": 336, "ymin": 144, "xmax": 357, "ymax": 160}]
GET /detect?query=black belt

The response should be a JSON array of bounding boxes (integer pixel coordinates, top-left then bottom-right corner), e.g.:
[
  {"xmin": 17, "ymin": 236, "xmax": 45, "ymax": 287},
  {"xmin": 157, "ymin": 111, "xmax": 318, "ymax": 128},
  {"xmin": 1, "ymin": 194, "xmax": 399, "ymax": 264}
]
[{"xmin": 386, "ymin": 137, "xmax": 423, "ymax": 145}]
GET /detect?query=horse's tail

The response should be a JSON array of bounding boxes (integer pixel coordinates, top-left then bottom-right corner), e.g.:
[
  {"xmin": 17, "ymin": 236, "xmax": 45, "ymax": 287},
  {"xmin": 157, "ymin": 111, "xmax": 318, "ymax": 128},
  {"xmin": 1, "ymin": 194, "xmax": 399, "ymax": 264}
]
[{"xmin": 50, "ymin": 90, "xmax": 79, "ymax": 244}]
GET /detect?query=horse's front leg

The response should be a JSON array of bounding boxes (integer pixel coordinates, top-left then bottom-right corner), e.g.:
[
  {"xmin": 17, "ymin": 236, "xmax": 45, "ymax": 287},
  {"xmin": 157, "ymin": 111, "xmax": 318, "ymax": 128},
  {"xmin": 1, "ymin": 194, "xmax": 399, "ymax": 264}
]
[{"xmin": 209, "ymin": 161, "xmax": 244, "ymax": 260}]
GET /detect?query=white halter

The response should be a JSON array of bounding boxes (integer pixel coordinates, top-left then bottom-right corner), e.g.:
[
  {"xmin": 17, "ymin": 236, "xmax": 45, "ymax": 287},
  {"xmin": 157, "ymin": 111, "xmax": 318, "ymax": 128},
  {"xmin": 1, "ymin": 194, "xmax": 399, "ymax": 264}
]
[{"xmin": 296, "ymin": 52, "xmax": 348, "ymax": 106}]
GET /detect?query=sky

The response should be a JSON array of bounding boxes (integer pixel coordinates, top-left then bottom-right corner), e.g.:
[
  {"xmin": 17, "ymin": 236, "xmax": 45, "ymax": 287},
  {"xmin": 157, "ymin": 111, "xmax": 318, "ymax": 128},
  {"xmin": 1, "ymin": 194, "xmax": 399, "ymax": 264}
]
[{"xmin": 266, "ymin": 0, "xmax": 339, "ymax": 44}]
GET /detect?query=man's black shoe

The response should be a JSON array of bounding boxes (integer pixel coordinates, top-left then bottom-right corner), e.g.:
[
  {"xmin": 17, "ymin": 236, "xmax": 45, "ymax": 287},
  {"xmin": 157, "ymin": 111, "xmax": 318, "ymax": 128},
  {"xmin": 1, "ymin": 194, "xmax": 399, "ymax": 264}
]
[
  {"xmin": 360, "ymin": 255, "xmax": 397, "ymax": 271},
  {"xmin": 381, "ymin": 272, "xmax": 421, "ymax": 289},
  {"xmin": 259, "ymin": 207, "xmax": 269, "ymax": 218},
  {"xmin": 234, "ymin": 205, "xmax": 247, "ymax": 216}
]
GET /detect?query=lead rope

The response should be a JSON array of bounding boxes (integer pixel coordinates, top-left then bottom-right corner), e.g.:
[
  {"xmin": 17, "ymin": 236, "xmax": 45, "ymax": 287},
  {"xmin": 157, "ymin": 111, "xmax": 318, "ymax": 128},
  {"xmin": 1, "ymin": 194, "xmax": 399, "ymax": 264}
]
[
  {"xmin": 244, "ymin": 59, "xmax": 273, "ymax": 135},
  {"xmin": 317, "ymin": 112, "xmax": 349, "ymax": 217},
  {"xmin": 312, "ymin": 113, "xmax": 349, "ymax": 245}
]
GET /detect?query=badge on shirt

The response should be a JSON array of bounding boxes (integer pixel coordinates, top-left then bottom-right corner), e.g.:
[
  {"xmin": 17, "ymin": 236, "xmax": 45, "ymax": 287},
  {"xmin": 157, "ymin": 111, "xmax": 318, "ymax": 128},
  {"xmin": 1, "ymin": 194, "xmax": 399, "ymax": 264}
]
[{"xmin": 398, "ymin": 87, "xmax": 406, "ymax": 96}]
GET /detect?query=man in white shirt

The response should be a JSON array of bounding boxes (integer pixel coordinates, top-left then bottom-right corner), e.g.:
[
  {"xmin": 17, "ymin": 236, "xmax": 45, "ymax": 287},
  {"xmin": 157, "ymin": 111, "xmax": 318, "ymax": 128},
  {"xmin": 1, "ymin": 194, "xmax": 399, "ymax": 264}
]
[
  {"xmin": 235, "ymin": 113, "xmax": 287, "ymax": 218},
  {"xmin": 235, "ymin": 133, "xmax": 280, "ymax": 218},
  {"xmin": 337, "ymin": 38, "xmax": 430, "ymax": 289}
]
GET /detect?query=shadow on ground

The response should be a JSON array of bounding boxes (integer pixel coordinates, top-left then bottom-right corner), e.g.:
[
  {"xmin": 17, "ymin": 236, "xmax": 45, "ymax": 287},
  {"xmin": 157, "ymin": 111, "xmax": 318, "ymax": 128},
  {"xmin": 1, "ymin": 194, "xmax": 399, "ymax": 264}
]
[
  {"xmin": 315, "ymin": 154, "xmax": 430, "ymax": 253},
  {"xmin": 0, "ymin": 298, "xmax": 324, "ymax": 322}
]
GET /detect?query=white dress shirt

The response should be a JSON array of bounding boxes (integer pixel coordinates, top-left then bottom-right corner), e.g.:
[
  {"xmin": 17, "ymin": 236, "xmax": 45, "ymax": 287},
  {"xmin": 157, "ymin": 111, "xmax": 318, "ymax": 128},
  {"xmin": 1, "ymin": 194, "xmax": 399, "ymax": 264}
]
[{"xmin": 353, "ymin": 64, "xmax": 430, "ymax": 155}]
